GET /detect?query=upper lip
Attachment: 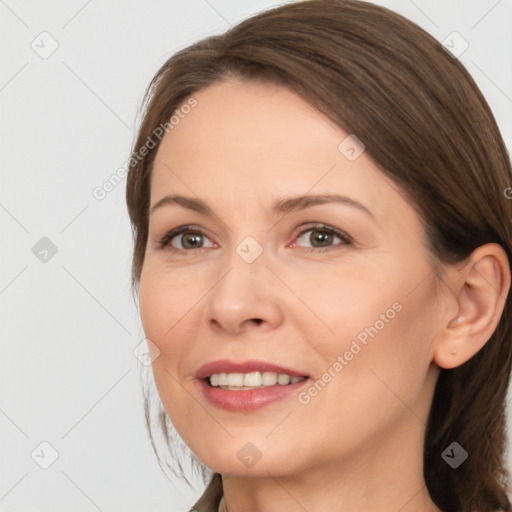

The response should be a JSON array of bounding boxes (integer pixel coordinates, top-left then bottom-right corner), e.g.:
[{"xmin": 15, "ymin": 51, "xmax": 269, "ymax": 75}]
[{"xmin": 195, "ymin": 359, "xmax": 309, "ymax": 379}]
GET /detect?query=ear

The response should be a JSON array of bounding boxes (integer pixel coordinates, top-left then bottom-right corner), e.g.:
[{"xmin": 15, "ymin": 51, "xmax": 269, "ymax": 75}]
[{"xmin": 433, "ymin": 243, "xmax": 511, "ymax": 369}]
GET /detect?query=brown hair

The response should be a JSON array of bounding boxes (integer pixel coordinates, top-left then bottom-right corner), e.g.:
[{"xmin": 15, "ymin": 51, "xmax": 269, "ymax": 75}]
[{"xmin": 125, "ymin": 0, "xmax": 512, "ymax": 510}]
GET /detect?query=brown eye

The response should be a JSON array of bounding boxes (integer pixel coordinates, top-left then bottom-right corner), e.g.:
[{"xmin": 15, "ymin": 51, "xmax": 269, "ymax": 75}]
[
  {"xmin": 294, "ymin": 225, "xmax": 352, "ymax": 251},
  {"xmin": 158, "ymin": 225, "xmax": 215, "ymax": 251},
  {"xmin": 309, "ymin": 230, "xmax": 334, "ymax": 247},
  {"xmin": 172, "ymin": 232, "xmax": 205, "ymax": 249}
]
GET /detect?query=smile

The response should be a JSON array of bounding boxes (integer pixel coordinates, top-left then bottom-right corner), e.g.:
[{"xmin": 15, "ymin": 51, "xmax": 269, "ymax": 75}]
[
  {"xmin": 208, "ymin": 371, "xmax": 307, "ymax": 389},
  {"xmin": 195, "ymin": 359, "xmax": 311, "ymax": 411}
]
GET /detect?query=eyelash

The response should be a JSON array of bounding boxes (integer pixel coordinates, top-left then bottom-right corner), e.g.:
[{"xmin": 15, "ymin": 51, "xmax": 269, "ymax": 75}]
[{"xmin": 157, "ymin": 224, "xmax": 353, "ymax": 253}]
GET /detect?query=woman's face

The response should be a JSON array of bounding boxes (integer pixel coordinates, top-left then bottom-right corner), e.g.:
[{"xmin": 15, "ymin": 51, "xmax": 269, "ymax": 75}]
[{"xmin": 139, "ymin": 78, "xmax": 445, "ymax": 477}]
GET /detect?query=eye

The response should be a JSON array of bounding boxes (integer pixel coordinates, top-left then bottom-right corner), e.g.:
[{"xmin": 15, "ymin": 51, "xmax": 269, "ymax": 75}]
[
  {"xmin": 292, "ymin": 224, "xmax": 352, "ymax": 252},
  {"xmin": 157, "ymin": 225, "xmax": 215, "ymax": 251},
  {"xmin": 157, "ymin": 223, "xmax": 352, "ymax": 253}
]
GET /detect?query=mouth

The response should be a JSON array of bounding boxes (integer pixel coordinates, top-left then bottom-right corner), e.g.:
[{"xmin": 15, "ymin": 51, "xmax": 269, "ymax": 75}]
[
  {"xmin": 205, "ymin": 371, "xmax": 307, "ymax": 390},
  {"xmin": 195, "ymin": 360, "xmax": 311, "ymax": 411}
]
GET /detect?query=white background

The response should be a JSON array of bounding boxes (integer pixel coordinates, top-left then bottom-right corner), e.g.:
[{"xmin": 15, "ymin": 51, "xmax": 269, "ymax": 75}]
[{"xmin": 1, "ymin": 1, "xmax": 511, "ymax": 511}]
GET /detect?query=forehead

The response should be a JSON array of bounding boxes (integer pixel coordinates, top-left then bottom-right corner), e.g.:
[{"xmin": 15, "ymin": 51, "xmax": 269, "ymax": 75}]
[
  {"xmin": 150, "ymin": 78, "xmax": 416, "ymax": 228},
  {"xmin": 156, "ymin": 78, "xmax": 342, "ymax": 165}
]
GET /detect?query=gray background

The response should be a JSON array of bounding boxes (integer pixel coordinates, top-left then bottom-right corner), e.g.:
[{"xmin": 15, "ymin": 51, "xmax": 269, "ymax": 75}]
[{"xmin": 1, "ymin": 1, "xmax": 511, "ymax": 511}]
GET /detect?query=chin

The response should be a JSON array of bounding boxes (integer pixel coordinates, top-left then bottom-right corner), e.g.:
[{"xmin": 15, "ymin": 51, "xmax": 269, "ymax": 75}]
[{"xmin": 192, "ymin": 442, "xmax": 304, "ymax": 479}]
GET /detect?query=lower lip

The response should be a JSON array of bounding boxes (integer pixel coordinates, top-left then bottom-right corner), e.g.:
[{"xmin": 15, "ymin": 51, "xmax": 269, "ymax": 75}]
[{"xmin": 198, "ymin": 378, "xmax": 310, "ymax": 411}]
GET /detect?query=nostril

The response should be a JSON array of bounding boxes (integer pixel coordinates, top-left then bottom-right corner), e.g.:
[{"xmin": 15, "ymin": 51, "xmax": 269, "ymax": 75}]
[{"xmin": 251, "ymin": 318, "xmax": 263, "ymax": 325}]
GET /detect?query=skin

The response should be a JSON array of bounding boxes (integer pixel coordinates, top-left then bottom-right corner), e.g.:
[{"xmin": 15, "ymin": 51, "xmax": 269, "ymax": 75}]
[{"xmin": 138, "ymin": 77, "xmax": 510, "ymax": 512}]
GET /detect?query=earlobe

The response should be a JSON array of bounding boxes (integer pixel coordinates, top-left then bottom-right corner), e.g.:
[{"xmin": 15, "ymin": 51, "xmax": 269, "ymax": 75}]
[{"xmin": 433, "ymin": 243, "xmax": 511, "ymax": 370}]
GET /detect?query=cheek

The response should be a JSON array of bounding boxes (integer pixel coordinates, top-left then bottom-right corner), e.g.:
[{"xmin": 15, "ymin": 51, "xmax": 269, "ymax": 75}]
[
  {"xmin": 138, "ymin": 271, "xmax": 167, "ymax": 345},
  {"xmin": 327, "ymin": 276, "xmax": 439, "ymax": 413},
  {"xmin": 138, "ymin": 264, "xmax": 201, "ymax": 348},
  {"xmin": 295, "ymin": 288, "xmax": 437, "ymax": 453},
  {"xmin": 138, "ymin": 263, "xmax": 211, "ymax": 404},
  {"xmin": 305, "ymin": 260, "xmax": 438, "ymax": 384},
  {"xmin": 138, "ymin": 268, "xmax": 190, "ymax": 387},
  {"xmin": 139, "ymin": 269, "xmax": 197, "ymax": 421},
  {"xmin": 292, "ymin": 263, "xmax": 401, "ymax": 341}
]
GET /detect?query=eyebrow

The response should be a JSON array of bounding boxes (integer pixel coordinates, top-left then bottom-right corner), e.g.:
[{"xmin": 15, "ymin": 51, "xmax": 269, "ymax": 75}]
[{"xmin": 149, "ymin": 193, "xmax": 374, "ymax": 219}]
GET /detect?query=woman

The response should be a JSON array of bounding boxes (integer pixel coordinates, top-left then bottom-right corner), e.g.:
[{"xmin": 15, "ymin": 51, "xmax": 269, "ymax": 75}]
[{"xmin": 126, "ymin": 0, "xmax": 512, "ymax": 510}]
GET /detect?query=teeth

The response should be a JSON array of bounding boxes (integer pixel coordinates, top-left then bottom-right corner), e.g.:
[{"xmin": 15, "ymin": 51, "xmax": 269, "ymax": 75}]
[
  {"xmin": 208, "ymin": 371, "xmax": 306, "ymax": 389},
  {"xmin": 244, "ymin": 372, "xmax": 261, "ymax": 386},
  {"xmin": 227, "ymin": 373, "xmax": 244, "ymax": 387},
  {"xmin": 277, "ymin": 374, "xmax": 291, "ymax": 385},
  {"xmin": 262, "ymin": 372, "xmax": 277, "ymax": 386}
]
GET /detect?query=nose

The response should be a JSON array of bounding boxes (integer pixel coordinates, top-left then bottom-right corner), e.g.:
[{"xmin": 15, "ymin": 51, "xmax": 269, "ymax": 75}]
[{"xmin": 204, "ymin": 250, "xmax": 285, "ymax": 336}]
